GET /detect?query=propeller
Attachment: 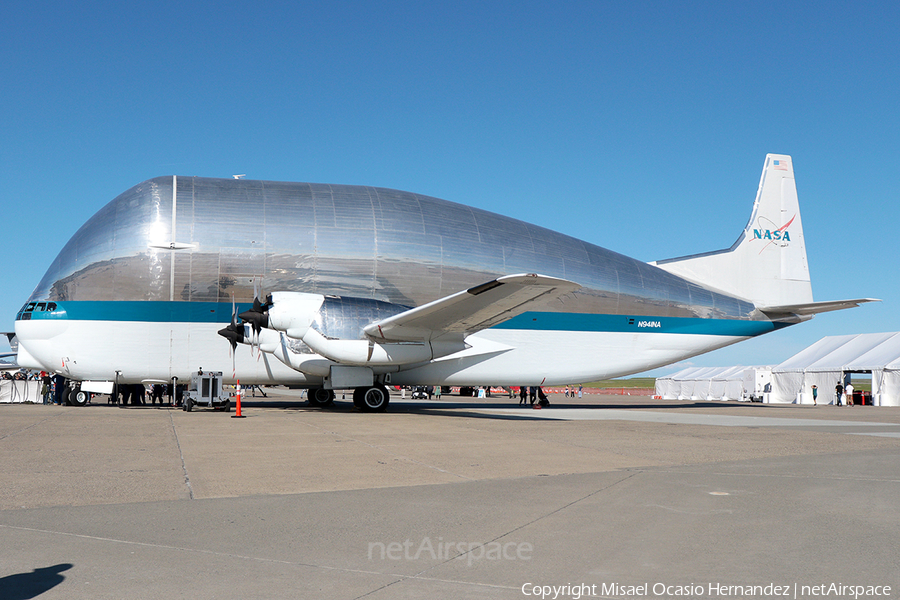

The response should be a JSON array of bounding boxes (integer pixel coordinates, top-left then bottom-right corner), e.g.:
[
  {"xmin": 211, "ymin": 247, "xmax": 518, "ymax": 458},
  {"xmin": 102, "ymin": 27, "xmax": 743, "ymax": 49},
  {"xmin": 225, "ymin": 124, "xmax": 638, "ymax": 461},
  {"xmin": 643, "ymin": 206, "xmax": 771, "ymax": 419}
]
[
  {"xmin": 217, "ymin": 294, "xmax": 246, "ymax": 377},
  {"xmin": 217, "ymin": 278, "xmax": 271, "ymax": 369},
  {"xmin": 238, "ymin": 277, "xmax": 272, "ymax": 345},
  {"xmin": 217, "ymin": 296, "xmax": 246, "ymax": 351},
  {"xmin": 238, "ymin": 296, "xmax": 270, "ymax": 336}
]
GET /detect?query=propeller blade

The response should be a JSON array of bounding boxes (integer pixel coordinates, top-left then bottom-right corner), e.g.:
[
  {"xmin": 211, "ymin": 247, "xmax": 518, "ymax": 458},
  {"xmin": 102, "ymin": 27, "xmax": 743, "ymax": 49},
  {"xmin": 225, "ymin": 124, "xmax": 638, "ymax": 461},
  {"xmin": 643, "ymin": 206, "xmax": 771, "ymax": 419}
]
[
  {"xmin": 217, "ymin": 323, "xmax": 245, "ymax": 350},
  {"xmin": 238, "ymin": 297, "xmax": 270, "ymax": 334}
]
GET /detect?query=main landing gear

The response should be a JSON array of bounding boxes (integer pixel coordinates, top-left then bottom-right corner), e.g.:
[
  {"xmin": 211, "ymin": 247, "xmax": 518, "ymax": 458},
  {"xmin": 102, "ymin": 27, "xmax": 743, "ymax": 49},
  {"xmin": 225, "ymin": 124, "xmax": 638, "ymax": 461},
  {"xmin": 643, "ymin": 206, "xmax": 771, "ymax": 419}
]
[
  {"xmin": 352, "ymin": 385, "xmax": 391, "ymax": 412},
  {"xmin": 68, "ymin": 386, "xmax": 91, "ymax": 406},
  {"xmin": 307, "ymin": 387, "xmax": 335, "ymax": 407},
  {"xmin": 306, "ymin": 385, "xmax": 391, "ymax": 412}
]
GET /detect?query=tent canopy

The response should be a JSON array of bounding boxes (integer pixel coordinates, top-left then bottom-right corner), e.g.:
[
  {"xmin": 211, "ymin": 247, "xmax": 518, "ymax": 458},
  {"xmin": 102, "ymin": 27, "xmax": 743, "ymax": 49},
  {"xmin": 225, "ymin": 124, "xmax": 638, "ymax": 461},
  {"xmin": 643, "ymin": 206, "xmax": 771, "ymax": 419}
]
[
  {"xmin": 774, "ymin": 332, "xmax": 900, "ymax": 374},
  {"xmin": 772, "ymin": 332, "xmax": 900, "ymax": 406},
  {"xmin": 656, "ymin": 366, "xmax": 754, "ymax": 400}
]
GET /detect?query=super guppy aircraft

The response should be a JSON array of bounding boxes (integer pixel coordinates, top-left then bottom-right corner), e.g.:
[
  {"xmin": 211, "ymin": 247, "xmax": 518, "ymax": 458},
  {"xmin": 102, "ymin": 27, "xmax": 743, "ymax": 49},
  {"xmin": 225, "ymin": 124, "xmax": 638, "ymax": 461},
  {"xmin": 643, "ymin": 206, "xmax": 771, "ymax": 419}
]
[{"xmin": 14, "ymin": 155, "xmax": 875, "ymax": 410}]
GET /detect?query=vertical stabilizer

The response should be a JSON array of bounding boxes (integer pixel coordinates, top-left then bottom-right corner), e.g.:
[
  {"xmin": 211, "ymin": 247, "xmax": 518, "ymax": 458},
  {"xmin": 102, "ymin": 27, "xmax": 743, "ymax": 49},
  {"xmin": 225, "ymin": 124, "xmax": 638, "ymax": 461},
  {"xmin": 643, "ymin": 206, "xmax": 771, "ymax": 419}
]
[{"xmin": 651, "ymin": 154, "xmax": 812, "ymax": 307}]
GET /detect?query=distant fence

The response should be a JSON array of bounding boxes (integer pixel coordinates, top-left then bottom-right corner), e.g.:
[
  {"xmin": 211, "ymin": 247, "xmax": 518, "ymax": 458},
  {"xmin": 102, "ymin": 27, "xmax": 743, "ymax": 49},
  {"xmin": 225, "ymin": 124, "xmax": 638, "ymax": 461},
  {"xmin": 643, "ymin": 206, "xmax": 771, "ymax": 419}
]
[
  {"xmin": 590, "ymin": 387, "xmax": 655, "ymax": 396},
  {"xmin": 544, "ymin": 387, "xmax": 655, "ymax": 397},
  {"xmin": 493, "ymin": 387, "xmax": 653, "ymax": 397},
  {"xmin": 407, "ymin": 386, "xmax": 657, "ymax": 398}
]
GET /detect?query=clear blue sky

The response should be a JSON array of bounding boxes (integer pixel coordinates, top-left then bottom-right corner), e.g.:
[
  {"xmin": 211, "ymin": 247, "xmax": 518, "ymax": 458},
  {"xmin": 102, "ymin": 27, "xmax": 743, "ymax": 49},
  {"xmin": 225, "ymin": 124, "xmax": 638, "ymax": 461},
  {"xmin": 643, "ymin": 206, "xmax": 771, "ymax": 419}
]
[{"xmin": 2, "ymin": 2, "xmax": 898, "ymax": 375}]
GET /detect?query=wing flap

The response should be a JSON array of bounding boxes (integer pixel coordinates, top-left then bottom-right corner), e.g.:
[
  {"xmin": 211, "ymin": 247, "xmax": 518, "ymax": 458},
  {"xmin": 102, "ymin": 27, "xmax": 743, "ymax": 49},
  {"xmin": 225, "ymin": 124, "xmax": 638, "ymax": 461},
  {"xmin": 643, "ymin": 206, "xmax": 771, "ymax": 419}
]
[{"xmin": 364, "ymin": 273, "xmax": 580, "ymax": 342}]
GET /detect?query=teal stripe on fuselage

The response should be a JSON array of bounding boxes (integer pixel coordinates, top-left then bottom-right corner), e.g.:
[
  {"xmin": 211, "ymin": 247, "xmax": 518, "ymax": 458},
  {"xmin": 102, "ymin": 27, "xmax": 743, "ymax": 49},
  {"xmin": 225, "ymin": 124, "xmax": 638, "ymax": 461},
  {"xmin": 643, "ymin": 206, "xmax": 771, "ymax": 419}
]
[
  {"xmin": 494, "ymin": 312, "xmax": 786, "ymax": 336},
  {"xmin": 19, "ymin": 301, "xmax": 238, "ymax": 323},
  {"xmin": 18, "ymin": 301, "xmax": 787, "ymax": 337}
]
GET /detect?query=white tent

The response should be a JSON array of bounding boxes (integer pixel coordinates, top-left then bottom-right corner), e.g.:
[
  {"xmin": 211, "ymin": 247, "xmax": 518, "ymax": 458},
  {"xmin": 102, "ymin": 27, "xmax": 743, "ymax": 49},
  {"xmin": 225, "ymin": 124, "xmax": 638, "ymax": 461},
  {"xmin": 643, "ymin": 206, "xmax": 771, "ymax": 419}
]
[
  {"xmin": 654, "ymin": 368, "xmax": 693, "ymax": 399},
  {"xmin": 876, "ymin": 356, "xmax": 900, "ymax": 408},
  {"xmin": 846, "ymin": 333, "xmax": 900, "ymax": 407},
  {"xmin": 684, "ymin": 367, "xmax": 722, "ymax": 400},
  {"xmin": 655, "ymin": 367, "xmax": 710, "ymax": 400},
  {"xmin": 709, "ymin": 365, "xmax": 747, "ymax": 400},
  {"xmin": 771, "ymin": 332, "xmax": 900, "ymax": 405},
  {"xmin": 656, "ymin": 366, "xmax": 753, "ymax": 401}
]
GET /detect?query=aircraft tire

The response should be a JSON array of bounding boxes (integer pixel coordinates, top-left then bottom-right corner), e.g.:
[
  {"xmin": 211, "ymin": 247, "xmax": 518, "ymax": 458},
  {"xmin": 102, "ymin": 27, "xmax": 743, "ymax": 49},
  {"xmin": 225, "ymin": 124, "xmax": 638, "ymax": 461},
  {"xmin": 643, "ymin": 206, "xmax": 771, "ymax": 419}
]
[
  {"xmin": 185, "ymin": 397, "xmax": 193, "ymax": 412},
  {"xmin": 359, "ymin": 386, "xmax": 390, "ymax": 412},
  {"xmin": 70, "ymin": 388, "xmax": 90, "ymax": 407},
  {"xmin": 308, "ymin": 388, "xmax": 334, "ymax": 407}
]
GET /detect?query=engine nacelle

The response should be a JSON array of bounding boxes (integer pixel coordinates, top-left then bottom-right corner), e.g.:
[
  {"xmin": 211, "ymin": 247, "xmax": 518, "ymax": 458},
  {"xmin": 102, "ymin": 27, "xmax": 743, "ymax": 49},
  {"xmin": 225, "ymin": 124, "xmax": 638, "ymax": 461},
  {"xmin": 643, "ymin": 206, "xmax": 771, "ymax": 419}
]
[
  {"xmin": 266, "ymin": 291, "xmax": 466, "ymax": 367},
  {"xmin": 267, "ymin": 292, "xmax": 325, "ymax": 339}
]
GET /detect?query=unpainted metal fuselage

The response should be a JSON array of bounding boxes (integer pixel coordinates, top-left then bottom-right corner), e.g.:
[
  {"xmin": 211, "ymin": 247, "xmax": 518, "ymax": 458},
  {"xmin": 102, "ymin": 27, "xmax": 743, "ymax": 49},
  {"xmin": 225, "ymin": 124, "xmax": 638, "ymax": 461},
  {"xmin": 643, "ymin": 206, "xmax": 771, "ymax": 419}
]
[{"xmin": 14, "ymin": 163, "xmax": 816, "ymax": 386}]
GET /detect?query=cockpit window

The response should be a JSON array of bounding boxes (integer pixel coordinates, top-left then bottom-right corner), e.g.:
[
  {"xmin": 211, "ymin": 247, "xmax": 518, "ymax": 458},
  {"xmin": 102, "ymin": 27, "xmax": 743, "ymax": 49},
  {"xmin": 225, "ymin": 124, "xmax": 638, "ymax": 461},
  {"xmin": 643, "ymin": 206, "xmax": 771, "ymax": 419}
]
[
  {"xmin": 17, "ymin": 301, "xmax": 61, "ymax": 320},
  {"xmin": 20, "ymin": 301, "xmax": 58, "ymax": 313}
]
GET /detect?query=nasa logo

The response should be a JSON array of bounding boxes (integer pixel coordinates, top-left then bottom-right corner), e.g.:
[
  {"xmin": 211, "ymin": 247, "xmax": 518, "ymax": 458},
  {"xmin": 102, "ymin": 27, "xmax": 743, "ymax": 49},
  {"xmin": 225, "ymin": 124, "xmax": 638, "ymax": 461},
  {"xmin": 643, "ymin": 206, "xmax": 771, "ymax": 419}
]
[
  {"xmin": 753, "ymin": 229, "xmax": 791, "ymax": 242},
  {"xmin": 751, "ymin": 214, "xmax": 796, "ymax": 252}
]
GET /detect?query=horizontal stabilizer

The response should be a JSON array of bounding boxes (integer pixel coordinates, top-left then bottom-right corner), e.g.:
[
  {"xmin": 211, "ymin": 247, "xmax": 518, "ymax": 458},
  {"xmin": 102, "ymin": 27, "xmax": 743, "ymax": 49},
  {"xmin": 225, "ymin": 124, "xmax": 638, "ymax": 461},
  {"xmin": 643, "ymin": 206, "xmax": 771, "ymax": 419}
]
[
  {"xmin": 0, "ymin": 333, "xmax": 16, "ymax": 366},
  {"xmin": 759, "ymin": 298, "xmax": 881, "ymax": 317},
  {"xmin": 3, "ymin": 332, "xmax": 17, "ymax": 352},
  {"xmin": 364, "ymin": 273, "xmax": 580, "ymax": 342}
]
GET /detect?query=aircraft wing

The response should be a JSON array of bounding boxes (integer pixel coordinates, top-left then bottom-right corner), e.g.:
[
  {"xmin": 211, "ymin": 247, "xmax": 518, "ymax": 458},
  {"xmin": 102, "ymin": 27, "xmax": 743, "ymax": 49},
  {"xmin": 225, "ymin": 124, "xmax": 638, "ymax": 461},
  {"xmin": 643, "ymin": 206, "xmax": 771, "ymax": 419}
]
[
  {"xmin": 759, "ymin": 298, "xmax": 881, "ymax": 317},
  {"xmin": 364, "ymin": 273, "xmax": 580, "ymax": 342}
]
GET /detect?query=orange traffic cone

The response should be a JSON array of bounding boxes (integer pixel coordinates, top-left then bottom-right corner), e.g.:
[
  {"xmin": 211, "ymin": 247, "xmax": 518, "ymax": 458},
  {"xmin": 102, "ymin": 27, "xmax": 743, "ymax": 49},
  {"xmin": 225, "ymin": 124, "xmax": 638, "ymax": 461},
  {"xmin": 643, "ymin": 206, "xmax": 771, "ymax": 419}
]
[{"xmin": 231, "ymin": 379, "xmax": 246, "ymax": 418}]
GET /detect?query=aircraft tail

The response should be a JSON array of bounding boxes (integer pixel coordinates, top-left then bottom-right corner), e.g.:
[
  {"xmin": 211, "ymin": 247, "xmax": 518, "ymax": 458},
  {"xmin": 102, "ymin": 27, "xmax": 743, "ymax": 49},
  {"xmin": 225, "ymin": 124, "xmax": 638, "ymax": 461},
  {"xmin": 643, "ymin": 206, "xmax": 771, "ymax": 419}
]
[{"xmin": 651, "ymin": 154, "xmax": 813, "ymax": 308}]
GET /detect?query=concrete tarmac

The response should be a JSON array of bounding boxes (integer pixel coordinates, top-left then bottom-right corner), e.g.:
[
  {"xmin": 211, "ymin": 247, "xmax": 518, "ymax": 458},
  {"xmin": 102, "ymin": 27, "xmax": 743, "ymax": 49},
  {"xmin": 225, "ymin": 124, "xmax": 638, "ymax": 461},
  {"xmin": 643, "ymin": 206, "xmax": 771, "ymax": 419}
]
[{"xmin": 2, "ymin": 392, "xmax": 899, "ymax": 599}]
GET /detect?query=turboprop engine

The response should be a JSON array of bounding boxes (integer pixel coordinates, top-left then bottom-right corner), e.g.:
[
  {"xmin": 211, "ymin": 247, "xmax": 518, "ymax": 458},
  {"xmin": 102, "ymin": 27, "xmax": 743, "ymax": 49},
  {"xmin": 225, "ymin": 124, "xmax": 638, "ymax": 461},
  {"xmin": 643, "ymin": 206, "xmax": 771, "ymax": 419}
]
[{"xmin": 266, "ymin": 292, "xmax": 466, "ymax": 367}]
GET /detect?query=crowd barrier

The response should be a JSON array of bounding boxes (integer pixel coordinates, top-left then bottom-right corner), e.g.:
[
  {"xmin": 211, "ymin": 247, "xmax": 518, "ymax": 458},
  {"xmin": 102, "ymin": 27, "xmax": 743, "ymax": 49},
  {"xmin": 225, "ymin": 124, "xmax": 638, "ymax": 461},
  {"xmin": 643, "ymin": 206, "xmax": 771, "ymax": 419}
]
[{"xmin": 0, "ymin": 380, "xmax": 43, "ymax": 403}]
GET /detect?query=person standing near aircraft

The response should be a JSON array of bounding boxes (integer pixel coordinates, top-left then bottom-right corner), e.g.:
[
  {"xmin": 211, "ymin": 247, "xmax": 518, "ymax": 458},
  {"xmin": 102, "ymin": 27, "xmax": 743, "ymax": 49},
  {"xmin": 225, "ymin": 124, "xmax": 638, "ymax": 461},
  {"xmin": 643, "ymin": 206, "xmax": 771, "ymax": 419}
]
[
  {"xmin": 835, "ymin": 382, "xmax": 844, "ymax": 406},
  {"xmin": 845, "ymin": 382, "xmax": 854, "ymax": 406},
  {"xmin": 519, "ymin": 386, "xmax": 527, "ymax": 405},
  {"xmin": 41, "ymin": 372, "xmax": 52, "ymax": 405},
  {"xmin": 53, "ymin": 374, "xmax": 65, "ymax": 404},
  {"xmin": 811, "ymin": 384, "xmax": 818, "ymax": 406}
]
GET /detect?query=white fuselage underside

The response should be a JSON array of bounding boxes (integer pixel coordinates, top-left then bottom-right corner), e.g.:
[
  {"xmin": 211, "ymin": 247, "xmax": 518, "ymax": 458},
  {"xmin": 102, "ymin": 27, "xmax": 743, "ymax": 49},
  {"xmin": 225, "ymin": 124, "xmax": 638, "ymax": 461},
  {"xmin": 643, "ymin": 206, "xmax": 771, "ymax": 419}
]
[{"xmin": 16, "ymin": 319, "xmax": 746, "ymax": 386}]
